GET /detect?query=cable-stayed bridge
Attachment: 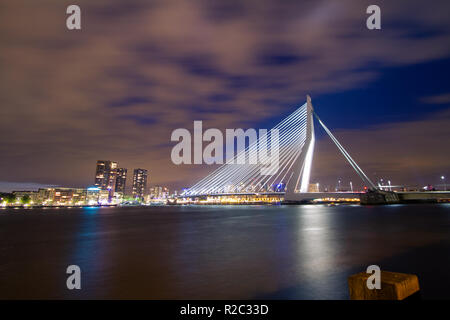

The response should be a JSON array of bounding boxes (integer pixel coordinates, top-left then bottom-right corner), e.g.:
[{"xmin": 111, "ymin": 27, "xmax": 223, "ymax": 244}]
[{"xmin": 180, "ymin": 96, "xmax": 448, "ymax": 204}]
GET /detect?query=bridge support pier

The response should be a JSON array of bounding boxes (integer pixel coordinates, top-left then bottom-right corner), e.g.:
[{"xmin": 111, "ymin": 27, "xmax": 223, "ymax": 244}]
[{"xmin": 360, "ymin": 190, "xmax": 400, "ymax": 205}]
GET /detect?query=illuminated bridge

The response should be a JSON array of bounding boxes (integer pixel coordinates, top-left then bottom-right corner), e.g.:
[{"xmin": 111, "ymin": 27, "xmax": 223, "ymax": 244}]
[{"xmin": 179, "ymin": 96, "xmax": 449, "ymax": 204}]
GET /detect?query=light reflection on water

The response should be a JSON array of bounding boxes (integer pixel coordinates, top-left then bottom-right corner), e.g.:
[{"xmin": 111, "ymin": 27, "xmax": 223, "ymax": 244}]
[{"xmin": 0, "ymin": 204, "xmax": 449, "ymax": 299}]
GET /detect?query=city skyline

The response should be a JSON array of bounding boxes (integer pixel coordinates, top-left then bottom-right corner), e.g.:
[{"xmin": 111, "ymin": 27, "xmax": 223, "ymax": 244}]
[
  {"xmin": 0, "ymin": 160, "xmax": 174, "ymax": 206},
  {"xmin": 0, "ymin": 1, "xmax": 449, "ymax": 192},
  {"xmin": 93, "ymin": 160, "xmax": 153, "ymax": 198}
]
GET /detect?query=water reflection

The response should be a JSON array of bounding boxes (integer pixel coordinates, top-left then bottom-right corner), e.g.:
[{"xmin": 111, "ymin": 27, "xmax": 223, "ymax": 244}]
[
  {"xmin": 66, "ymin": 207, "xmax": 106, "ymax": 297},
  {"xmin": 0, "ymin": 204, "xmax": 449, "ymax": 299},
  {"xmin": 288, "ymin": 206, "xmax": 340, "ymax": 298}
]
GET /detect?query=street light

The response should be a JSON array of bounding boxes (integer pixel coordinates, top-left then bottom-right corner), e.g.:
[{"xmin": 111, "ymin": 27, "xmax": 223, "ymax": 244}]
[
  {"xmin": 442, "ymin": 176, "xmax": 446, "ymax": 191},
  {"xmin": 388, "ymin": 180, "xmax": 391, "ymax": 191}
]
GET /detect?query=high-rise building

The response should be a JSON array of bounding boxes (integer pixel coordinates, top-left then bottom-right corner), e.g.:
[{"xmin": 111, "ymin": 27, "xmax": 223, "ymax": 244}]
[
  {"xmin": 94, "ymin": 160, "xmax": 118, "ymax": 193},
  {"xmin": 115, "ymin": 168, "xmax": 127, "ymax": 194},
  {"xmin": 132, "ymin": 168, "xmax": 148, "ymax": 200}
]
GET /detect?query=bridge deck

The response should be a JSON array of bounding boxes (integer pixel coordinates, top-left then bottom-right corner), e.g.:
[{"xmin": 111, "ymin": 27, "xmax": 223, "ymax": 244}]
[
  {"xmin": 178, "ymin": 191, "xmax": 450, "ymax": 203},
  {"xmin": 284, "ymin": 192, "xmax": 362, "ymax": 201}
]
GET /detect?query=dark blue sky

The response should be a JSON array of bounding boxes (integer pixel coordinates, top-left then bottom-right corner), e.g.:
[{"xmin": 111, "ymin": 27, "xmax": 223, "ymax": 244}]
[{"xmin": 260, "ymin": 57, "xmax": 450, "ymax": 133}]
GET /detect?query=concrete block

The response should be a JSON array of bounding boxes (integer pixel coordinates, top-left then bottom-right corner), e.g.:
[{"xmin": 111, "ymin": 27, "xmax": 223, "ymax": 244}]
[{"xmin": 348, "ymin": 271, "xmax": 419, "ymax": 300}]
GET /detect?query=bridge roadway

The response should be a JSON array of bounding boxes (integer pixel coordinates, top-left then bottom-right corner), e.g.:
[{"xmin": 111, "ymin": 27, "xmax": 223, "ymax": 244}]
[
  {"xmin": 284, "ymin": 191, "xmax": 450, "ymax": 203},
  {"xmin": 396, "ymin": 191, "xmax": 450, "ymax": 202},
  {"xmin": 179, "ymin": 192, "xmax": 285, "ymax": 198},
  {"xmin": 179, "ymin": 191, "xmax": 450, "ymax": 203},
  {"xmin": 284, "ymin": 192, "xmax": 362, "ymax": 201},
  {"xmin": 178, "ymin": 191, "xmax": 361, "ymax": 201}
]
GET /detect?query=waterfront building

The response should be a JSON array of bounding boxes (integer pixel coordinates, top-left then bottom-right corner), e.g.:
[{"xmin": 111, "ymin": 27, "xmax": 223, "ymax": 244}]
[
  {"xmin": 162, "ymin": 187, "xmax": 169, "ymax": 199},
  {"xmin": 115, "ymin": 168, "xmax": 127, "ymax": 194},
  {"xmin": 37, "ymin": 188, "xmax": 86, "ymax": 206},
  {"xmin": 308, "ymin": 183, "xmax": 320, "ymax": 193},
  {"xmin": 8, "ymin": 185, "xmax": 122, "ymax": 206},
  {"xmin": 149, "ymin": 186, "xmax": 161, "ymax": 199},
  {"xmin": 94, "ymin": 160, "xmax": 118, "ymax": 193},
  {"xmin": 149, "ymin": 185, "xmax": 170, "ymax": 199},
  {"xmin": 86, "ymin": 186, "xmax": 101, "ymax": 205},
  {"xmin": 112, "ymin": 192, "xmax": 123, "ymax": 205},
  {"xmin": 132, "ymin": 168, "xmax": 148, "ymax": 200},
  {"xmin": 12, "ymin": 190, "xmax": 39, "ymax": 204},
  {"xmin": 37, "ymin": 188, "xmax": 54, "ymax": 205},
  {"xmin": 98, "ymin": 190, "xmax": 110, "ymax": 205},
  {"xmin": 70, "ymin": 188, "xmax": 86, "ymax": 205},
  {"xmin": 146, "ymin": 186, "xmax": 170, "ymax": 203}
]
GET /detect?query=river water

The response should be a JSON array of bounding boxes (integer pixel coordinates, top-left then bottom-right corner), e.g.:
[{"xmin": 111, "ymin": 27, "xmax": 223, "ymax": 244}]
[{"xmin": 0, "ymin": 204, "xmax": 449, "ymax": 299}]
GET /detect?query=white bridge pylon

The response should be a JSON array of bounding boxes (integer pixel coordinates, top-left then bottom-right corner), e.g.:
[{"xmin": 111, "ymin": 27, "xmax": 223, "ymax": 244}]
[{"xmin": 182, "ymin": 95, "xmax": 376, "ymax": 198}]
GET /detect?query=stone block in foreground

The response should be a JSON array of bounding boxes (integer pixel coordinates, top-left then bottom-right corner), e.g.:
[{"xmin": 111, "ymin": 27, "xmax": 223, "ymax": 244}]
[{"xmin": 348, "ymin": 271, "xmax": 420, "ymax": 300}]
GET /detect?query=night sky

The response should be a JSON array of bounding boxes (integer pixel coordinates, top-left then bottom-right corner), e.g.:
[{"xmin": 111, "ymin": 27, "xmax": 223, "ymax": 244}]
[{"xmin": 0, "ymin": 0, "xmax": 449, "ymax": 192}]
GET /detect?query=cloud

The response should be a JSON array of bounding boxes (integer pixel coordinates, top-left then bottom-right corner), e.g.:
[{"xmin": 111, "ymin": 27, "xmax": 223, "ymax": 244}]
[
  {"xmin": 421, "ymin": 93, "xmax": 450, "ymax": 105},
  {"xmin": 0, "ymin": 0, "xmax": 449, "ymax": 190}
]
